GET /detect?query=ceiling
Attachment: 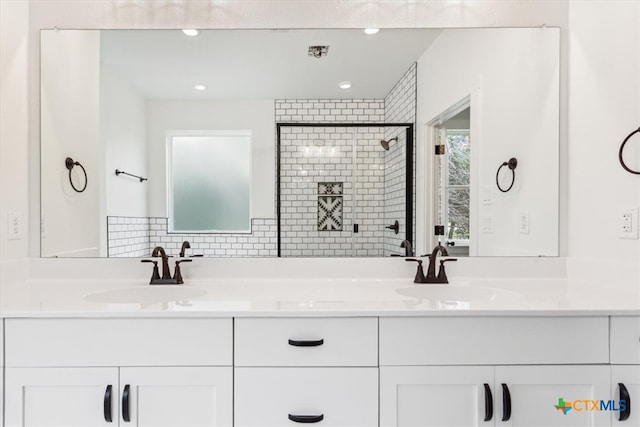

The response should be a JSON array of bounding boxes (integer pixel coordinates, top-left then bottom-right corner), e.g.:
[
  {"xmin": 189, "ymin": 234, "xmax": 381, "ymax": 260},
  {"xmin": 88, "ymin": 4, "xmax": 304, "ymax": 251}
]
[{"xmin": 100, "ymin": 28, "xmax": 442, "ymax": 100}]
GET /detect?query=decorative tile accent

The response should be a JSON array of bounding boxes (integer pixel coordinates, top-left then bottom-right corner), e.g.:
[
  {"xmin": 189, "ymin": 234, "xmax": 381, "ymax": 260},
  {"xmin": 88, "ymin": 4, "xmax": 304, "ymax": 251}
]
[
  {"xmin": 318, "ymin": 182, "xmax": 343, "ymax": 195},
  {"xmin": 318, "ymin": 196, "xmax": 343, "ymax": 231}
]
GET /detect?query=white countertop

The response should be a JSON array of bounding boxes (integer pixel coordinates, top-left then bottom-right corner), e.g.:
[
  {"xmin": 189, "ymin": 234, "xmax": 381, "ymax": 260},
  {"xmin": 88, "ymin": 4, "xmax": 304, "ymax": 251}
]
[{"xmin": 2, "ymin": 277, "xmax": 639, "ymax": 317}]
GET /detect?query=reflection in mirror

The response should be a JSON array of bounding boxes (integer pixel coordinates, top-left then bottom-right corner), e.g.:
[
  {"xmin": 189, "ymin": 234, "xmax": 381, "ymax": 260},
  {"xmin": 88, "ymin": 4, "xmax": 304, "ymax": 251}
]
[
  {"xmin": 434, "ymin": 106, "xmax": 471, "ymax": 256},
  {"xmin": 167, "ymin": 131, "xmax": 251, "ymax": 233},
  {"xmin": 39, "ymin": 28, "xmax": 559, "ymax": 258}
]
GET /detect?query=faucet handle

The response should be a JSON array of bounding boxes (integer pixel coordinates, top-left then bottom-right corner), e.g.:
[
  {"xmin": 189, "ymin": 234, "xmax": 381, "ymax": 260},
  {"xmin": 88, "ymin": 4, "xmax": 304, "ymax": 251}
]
[
  {"xmin": 437, "ymin": 258, "xmax": 457, "ymax": 283},
  {"xmin": 405, "ymin": 258, "xmax": 427, "ymax": 283},
  {"xmin": 173, "ymin": 259, "xmax": 193, "ymax": 284},
  {"xmin": 141, "ymin": 259, "xmax": 161, "ymax": 281}
]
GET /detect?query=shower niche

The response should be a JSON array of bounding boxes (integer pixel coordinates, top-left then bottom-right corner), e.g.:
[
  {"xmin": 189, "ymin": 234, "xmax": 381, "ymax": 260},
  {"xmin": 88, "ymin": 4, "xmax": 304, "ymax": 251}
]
[{"xmin": 277, "ymin": 123, "xmax": 414, "ymax": 257}]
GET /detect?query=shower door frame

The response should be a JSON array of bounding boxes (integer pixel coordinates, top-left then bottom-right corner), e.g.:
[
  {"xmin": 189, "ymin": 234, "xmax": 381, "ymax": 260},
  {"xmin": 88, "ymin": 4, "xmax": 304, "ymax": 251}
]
[{"xmin": 276, "ymin": 122, "xmax": 415, "ymax": 257}]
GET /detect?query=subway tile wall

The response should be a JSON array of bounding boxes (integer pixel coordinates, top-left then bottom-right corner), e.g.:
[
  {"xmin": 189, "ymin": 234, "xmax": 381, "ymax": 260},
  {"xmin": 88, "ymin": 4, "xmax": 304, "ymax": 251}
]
[
  {"xmin": 278, "ymin": 126, "xmax": 385, "ymax": 257},
  {"xmin": 275, "ymin": 99, "xmax": 385, "ymax": 123},
  {"xmin": 107, "ymin": 216, "xmax": 151, "ymax": 257},
  {"xmin": 383, "ymin": 63, "xmax": 417, "ymax": 256},
  {"xmin": 107, "ymin": 216, "xmax": 277, "ymax": 257},
  {"xmin": 276, "ymin": 99, "xmax": 387, "ymax": 257},
  {"xmin": 150, "ymin": 218, "xmax": 277, "ymax": 257}
]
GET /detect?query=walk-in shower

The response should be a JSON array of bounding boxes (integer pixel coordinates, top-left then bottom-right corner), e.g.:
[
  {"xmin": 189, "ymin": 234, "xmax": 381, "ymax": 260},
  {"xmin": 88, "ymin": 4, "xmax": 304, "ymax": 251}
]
[{"xmin": 277, "ymin": 122, "xmax": 414, "ymax": 257}]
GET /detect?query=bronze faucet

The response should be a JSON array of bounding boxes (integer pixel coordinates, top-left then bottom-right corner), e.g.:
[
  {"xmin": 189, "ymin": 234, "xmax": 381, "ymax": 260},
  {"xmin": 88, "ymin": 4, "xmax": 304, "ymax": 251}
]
[
  {"xmin": 142, "ymin": 246, "xmax": 192, "ymax": 285},
  {"xmin": 179, "ymin": 241, "xmax": 191, "ymax": 258},
  {"xmin": 400, "ymin": 240, "xmax": 414, "ymax": 257},
  {"xmin": 151, "ymin": 246, "xmax": 171, "ymax": 280},
  {"xmin": 405, "ymin": 244, "xmax": 457, "ymax": 284}
]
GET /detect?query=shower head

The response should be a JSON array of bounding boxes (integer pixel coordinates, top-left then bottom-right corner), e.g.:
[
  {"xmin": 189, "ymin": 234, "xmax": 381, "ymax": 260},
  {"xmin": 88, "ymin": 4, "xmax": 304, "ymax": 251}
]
[{"xmin": 380, "ymin": 137, "xmax": 398, "ymax": 151}]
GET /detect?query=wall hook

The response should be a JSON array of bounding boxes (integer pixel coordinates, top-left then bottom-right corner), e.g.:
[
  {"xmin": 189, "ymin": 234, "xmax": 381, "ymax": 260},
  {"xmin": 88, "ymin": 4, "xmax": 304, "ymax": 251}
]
[
  {"xmin": 65, "ymin": 157, "xmax": 87, "ymax": 193},
  {"xmin": 618, "ymin": 127, "xmax": 640, "ymax": 174},
  {"xmin": 496, "ymin": 157, "xmax": 517, "ymax": 193}
]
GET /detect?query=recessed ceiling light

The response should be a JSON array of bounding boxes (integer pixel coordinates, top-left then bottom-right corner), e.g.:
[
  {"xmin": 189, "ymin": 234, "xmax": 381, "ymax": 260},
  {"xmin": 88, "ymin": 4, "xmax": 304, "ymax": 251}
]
[
  {"xmin": 364, "ymin": 28, "xmax": 380, "ymax": 35},
  {"xmin": 194, "ymin": 84, "xmax": 206, "ymax": 91},
  {"xmin": 182, "ymin": 29, "xmax": 199, "ymax": 36},
  {"xmin": 338, "ymin": 81, "xmax": 352, "ymax": 89}
]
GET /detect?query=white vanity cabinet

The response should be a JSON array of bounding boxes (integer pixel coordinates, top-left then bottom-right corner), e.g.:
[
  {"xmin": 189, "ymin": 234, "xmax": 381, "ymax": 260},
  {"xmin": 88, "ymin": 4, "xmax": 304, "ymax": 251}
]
[
  {"xmin": 610, "ymin": 316, "xmax": 640, "ymax": 425},
  {"xmin": 379, "ymin": 316, "xmax": 611, "ymax": 427},
  {"xmin": 233, "ymin": 317, "xmax": 379, "ymax": 427},
  {"xmin": 3, "ymin": 318, "xmax": 233, "ymax": 427}
]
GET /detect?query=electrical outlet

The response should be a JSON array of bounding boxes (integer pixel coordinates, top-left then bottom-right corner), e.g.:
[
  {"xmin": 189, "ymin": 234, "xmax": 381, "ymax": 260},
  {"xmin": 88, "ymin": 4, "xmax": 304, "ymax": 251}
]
[
  {"xmin": 620, "ymin": 208, "xmax": 639, "ymax": 239},
  {"xmin": 519, "ymin": 211, "xmax": 530, "ymax": 234},
  {"xmin": 8, "ymin": 211, "xmax": 23, "ymax": 240}
]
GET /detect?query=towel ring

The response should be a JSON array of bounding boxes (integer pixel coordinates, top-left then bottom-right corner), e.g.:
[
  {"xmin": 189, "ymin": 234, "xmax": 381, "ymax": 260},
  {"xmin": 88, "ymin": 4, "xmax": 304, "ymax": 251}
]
[
  {"xmin": 65, "ymin": 157, "xmax": 87, "ymax": 193},
  {"xmin": 618, "ymin": 127, "xmax": 640, "ymax": 174},
  {"xmin": 496, "ymin": 158, "xmax": 518, "ymax": 193}
]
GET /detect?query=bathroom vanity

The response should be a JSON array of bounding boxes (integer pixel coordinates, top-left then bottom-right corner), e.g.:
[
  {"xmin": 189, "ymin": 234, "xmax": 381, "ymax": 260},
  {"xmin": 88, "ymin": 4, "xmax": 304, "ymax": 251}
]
[{"xmin": 1, "ymin": 276, "xmax": 639, "ymax": 427}]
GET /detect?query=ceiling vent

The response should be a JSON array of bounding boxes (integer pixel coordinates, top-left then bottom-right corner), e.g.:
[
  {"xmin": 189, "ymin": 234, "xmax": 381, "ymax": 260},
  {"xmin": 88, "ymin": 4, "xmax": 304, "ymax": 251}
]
[{"xmin": 308, "ymin": 45, "xmax": 329, "ymax": 58}]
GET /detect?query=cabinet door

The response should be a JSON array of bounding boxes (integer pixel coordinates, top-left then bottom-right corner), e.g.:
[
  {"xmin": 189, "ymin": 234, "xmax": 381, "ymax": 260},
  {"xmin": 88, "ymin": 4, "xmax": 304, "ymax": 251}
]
[
  {"xmin": 611, "ymin": 365, "xmax": 639, "ymax": 425},
  {"xmin": 4, "ymin": 367, "xmax": 118, "ymax": 427},
  {"xmin": 120, "ymin": 367, "xmax": 232, "ymax": 427},
  {"xmin": 380, "ymin": 366, "xmax": 495, "ymax": 427},
  {"xmin": 495, "ymin": 365, "xmax": 610, "ymax": 427}
]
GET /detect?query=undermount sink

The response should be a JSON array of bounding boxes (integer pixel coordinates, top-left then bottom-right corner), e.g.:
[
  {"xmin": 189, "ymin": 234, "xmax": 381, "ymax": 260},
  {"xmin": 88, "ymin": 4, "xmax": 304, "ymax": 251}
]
[
  {"xmin": 84, "ymin": 286, "xmax": 207, "ymax": 304},
  {"xmin": 396, "ymin": 285, "xmax": 523, "ymax": 305}
]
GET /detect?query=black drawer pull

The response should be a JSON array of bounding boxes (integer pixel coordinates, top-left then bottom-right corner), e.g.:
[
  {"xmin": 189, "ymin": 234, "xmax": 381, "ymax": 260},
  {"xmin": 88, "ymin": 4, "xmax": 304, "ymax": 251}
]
[
  {"xmin": 288, "ymin": 414, "xmax": 324, "ymax": 423},
  {"xmin": 103, "ymin": 385, "xmax": 113, "ymax": 423},
  {"xmin": 502, "ymin": 383, "xmax": 512, "ymax": 421},
  {"xmin": 484, "ymin": 383, "xmax": 493, "ymax": 421},
  {"xmin": 122, "ymin": 384, "xmax": 131, "ymax": 422},
  {"xmin": 288, "ymin": 339, "xmax": 324, "ymax": 347},
  {"xmin": 619, "ymin": 382, "xmax": 631, "ymax": 421}
]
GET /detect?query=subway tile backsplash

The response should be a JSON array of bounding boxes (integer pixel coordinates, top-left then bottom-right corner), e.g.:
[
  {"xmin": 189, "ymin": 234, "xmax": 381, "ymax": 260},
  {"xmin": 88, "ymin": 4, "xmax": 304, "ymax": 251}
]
[{"xmin": 107, "ymin": 216, "xmax": 277, "ymax": 257}]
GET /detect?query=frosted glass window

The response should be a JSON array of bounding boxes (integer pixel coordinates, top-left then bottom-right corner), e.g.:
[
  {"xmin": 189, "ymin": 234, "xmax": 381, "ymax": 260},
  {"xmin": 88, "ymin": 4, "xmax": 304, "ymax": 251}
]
[{"xmin": 168, "ymin": 131, "xmax": 251, "ymax": 233}]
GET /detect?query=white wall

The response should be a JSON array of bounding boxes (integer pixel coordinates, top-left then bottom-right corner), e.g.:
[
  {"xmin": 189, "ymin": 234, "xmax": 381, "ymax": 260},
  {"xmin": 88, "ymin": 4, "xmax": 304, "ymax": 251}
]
[
  {"xmin": 416, "ymin": 28, "xmax": 560, "ymax": 256},
  {"xmin": 146, "ymin": 100, "xmax": 275, "ymax": 219},
  {"xmin": 40, "ymin": 30, "xmax": 101, "ymax": 257},
  {"xmin": 101, "ymin": 63, "xmax": 149, "ymax": 256},
  {"xmin": 566, "ymin": 0, "xmax": 640, "ymax": 286},
  {"xmin": 0, "ymin": 0, "xmax": 29, "ymax": 261},
  {"xmin": 101, "ymin": 64, "xmax": 148, "ymax": 218}
]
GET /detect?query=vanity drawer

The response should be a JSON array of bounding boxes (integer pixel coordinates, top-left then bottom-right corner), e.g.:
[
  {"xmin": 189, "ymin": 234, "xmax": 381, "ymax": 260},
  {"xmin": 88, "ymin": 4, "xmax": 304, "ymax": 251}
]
[
  {"xmin": 234, "ymin": 317, "xmax": 377, "ymax": 366},
  {"xmin": 610, "ymin": 316, "xmax": 640, "ymax": 364},
  {"xmin": 235, "ymin": 367, "xmax": 378, "ymax": 427},
  {"xmin": 4, "ymin": 318, "xmax": 232, "ymax": 367},
  {"xmin": 380, "ymin": 316, "xmax": 609, "ymax": 365}
]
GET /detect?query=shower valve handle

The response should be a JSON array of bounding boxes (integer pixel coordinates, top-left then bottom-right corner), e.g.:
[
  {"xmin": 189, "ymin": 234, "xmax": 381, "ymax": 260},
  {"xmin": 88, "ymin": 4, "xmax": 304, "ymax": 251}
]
[{"xmin": 386, "ymin": 220, "xmax": 400, "ymax": 234}]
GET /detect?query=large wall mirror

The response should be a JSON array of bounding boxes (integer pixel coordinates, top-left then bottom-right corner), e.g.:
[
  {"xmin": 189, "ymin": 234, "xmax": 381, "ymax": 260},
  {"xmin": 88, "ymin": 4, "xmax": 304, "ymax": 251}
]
[{"xmin": 40, "ymin": 27, "xmax": 559, "ymax": 258}]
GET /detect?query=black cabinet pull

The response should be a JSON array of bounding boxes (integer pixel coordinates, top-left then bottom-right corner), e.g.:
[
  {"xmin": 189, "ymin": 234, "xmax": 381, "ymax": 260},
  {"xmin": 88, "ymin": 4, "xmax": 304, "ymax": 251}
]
[
  {"xmin": 619, "ymin": 382, "xmax": 631, "ymax": 421},
  {"xmin": 103, "ymin": 385, "xmax": 113, "ymax": 423},
  {"xmin": 288, "ymin": 339, "xmax": 324, "ymax": 347},
  {"xmin": 122, "ymin": 384, "xmax": 131, "ymax": 422},
  {"xmin": 501, "ymin": 383, "xmax": 511, "ymax": 421},
  {"xmin": 484, "ymin": 383, "xmax": 493, "ymax": 421},
  {"xmin": 288, "ymin": 414, "xmax": 324, "ymax": 423}
]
